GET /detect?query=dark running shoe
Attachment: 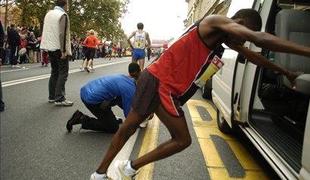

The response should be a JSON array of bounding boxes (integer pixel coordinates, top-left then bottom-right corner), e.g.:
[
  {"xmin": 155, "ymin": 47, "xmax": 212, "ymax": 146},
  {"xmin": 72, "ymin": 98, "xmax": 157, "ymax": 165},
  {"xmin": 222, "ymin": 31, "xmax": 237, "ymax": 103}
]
[{"xmin": 66, "ymin": 110, "xmax": 83, "ymax": 132}]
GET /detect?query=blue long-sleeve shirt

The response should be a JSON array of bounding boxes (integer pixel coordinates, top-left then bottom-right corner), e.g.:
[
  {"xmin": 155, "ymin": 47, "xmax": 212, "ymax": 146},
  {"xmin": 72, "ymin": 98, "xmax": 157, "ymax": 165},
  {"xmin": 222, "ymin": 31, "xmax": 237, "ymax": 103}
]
[{"xmin": 80, "ymin": 74, "xmax": 136, "ymax": 117}]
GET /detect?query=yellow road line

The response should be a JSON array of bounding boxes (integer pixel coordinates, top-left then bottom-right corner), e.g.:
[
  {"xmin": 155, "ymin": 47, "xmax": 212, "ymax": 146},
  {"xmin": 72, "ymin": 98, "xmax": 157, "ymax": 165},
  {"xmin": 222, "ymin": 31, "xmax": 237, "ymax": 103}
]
[
  {"xmin": 135, "ymin": 116, "xmax": 160, "ymax": 180},
  {"xmin": 187, "ymin": 99, "xmax": 270, "ymax": 180}
]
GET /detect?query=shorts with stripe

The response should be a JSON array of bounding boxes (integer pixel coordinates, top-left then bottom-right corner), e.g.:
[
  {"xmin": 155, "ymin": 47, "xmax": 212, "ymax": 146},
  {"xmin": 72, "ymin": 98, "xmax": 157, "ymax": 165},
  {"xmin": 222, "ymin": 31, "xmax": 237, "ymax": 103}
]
[{"xmin": 132, "ymin": 70, "xmax": 184, "ymax": 118}]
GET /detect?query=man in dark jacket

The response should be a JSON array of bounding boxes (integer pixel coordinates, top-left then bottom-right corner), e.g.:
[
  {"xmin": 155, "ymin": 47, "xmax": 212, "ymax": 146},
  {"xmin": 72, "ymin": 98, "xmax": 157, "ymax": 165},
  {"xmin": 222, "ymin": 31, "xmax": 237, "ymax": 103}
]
[
  {"xmin": 0, "ymin": 20, "xmax": 5, "ymax": 112},
  {"xmin": 7, "ymin": 24, "xmax": 20, "ymax": 67},
  {"xmin": 0, "ymin": 20, "xmax": 4, "ymax": 64}
]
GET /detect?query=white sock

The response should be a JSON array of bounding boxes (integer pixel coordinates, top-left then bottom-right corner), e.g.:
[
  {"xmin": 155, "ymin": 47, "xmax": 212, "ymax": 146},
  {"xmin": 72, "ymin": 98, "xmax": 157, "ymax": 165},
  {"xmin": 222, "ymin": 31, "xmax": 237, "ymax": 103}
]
[{"xmin": 124, "ymin": 160, "xmax": 136, "ymax": 176}]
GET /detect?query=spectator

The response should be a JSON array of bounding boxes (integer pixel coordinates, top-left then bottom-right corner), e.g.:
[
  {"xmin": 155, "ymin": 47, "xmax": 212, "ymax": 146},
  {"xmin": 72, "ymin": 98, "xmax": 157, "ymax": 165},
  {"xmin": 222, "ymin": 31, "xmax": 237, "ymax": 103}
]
[
  {"xmin": 40, "ymin": 0, "xmax": 73, "ymax": 106},
  {"xmin": 27, "ymin": 31, "xmax": 38, "ymax": 63},
  {"xmin": 19, "ymin": 28, "xmax": 29, "ymax": 64},
  {"xmin": 0, "ymin": 21, "xmax": 4, "ymax": 111},
  {"xmin": 0, "ymin": 20, "xmax": 4, "ymax": 65},
  {"xmin": 7, "ymin": 24, "xmax": 20, "ymax": 68}
]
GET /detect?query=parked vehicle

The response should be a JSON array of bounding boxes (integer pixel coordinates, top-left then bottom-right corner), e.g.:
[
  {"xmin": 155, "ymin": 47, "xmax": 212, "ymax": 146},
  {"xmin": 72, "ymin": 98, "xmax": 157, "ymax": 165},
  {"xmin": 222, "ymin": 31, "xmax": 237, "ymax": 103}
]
[{"xmin": 212, "ymin": 0, "xmax": 310, "ymax": 179}]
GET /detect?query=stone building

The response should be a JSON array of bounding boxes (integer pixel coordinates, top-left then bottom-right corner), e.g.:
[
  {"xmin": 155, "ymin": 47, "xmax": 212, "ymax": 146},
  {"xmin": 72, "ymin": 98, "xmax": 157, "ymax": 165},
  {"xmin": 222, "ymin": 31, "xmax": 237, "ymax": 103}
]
[{"xmin": 185, "ymin": 0, "xmax": 231, "ymax": 27}]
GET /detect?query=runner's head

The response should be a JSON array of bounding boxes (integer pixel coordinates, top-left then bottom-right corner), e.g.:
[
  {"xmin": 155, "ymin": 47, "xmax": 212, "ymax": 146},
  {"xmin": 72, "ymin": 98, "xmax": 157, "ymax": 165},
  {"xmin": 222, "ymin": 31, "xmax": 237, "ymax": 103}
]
[
  {"xmin": 232, "ymin": 9, "xmax": 262, "ymax": 31},
  {"xmin": 89, "ymin": 29, "xmax": 95, "ymax": 35},
  {"xmin": 128, "ymin": 62, "xmax": 141, "ymax": 80},
  {"xmin": 137, "ymin": 23, "xmax": 144, "ymax": 30}
]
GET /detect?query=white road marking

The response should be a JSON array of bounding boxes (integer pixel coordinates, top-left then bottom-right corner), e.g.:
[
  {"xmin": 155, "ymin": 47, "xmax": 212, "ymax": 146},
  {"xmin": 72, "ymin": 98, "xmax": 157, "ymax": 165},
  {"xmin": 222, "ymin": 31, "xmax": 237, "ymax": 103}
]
[
  {"xmin": 1, "ymin": 67, "xmax": 29, "ymax": 73},
  {"xmin": 2, "ymin": 60, "xmax": 129, "ymax": 87},
  {"xmin": 107, "ymin": 130, "xmax": 140, "ymax": 179}
]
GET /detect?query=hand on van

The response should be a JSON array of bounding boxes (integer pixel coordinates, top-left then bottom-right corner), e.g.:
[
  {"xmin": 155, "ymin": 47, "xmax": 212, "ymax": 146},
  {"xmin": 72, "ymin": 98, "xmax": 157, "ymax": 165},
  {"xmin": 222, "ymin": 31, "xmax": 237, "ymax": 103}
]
[{"xmin": 284, "ymin": 71, "xmax": 303, "ymax": 89}]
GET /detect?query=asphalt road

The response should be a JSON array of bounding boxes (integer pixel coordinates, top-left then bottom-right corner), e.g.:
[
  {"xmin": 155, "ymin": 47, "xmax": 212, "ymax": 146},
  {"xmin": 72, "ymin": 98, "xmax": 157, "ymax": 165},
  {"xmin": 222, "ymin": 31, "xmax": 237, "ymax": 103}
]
[{"xmin": 0, "ymin": 57, "xmax": 278, "ymax": 180}]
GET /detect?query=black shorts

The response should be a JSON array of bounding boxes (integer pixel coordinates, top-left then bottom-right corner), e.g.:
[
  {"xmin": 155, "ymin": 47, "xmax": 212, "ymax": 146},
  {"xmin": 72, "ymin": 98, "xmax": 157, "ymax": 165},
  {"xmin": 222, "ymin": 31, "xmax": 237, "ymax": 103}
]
[
  {"xmin": 132, "ymin": 70, "xmax": 185, "ymax": 117},
  {"xmin": 132, "ymin": 70, "xmax": 161, "ymax": 118},
  {"xmin": 85, "ymin": 48, "xmax": 96, "ymax": 60}
]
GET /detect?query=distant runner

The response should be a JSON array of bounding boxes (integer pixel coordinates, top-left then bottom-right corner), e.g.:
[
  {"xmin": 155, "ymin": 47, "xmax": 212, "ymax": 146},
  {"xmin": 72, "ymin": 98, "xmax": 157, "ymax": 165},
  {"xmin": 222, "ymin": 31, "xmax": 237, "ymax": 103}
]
[{"xmin": 127, "ymin": 22, "xmax": 151, "ymax": 70}]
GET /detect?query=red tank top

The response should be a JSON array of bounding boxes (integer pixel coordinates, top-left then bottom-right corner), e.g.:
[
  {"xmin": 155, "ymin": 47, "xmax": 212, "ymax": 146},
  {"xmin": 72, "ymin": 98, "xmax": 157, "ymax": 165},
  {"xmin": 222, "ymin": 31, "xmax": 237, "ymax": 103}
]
[{"xmin": 147, "ymin": 27, "xmax": 212, "ymax": 96}]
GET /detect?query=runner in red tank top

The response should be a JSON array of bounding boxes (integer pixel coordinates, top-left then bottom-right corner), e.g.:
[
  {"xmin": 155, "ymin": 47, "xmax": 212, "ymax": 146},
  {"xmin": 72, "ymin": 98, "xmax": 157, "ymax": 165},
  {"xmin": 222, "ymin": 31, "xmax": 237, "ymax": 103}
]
[{"xmin": 90, "ymin": 9, "xmax": 310, "ymax": 180}]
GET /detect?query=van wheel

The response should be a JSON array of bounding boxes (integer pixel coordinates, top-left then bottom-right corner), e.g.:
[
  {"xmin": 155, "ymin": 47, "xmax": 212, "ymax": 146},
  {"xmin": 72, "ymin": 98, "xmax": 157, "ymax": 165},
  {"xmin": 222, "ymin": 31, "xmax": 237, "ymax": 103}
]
[{"xmin": 217, "ymin": 109, "xmax": 232, "ymax": 134}]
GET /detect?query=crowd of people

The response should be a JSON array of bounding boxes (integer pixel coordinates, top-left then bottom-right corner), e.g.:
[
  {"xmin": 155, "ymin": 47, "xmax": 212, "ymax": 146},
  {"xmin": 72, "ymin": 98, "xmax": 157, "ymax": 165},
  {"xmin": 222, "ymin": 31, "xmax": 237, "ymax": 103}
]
[
  {"xmin": 1, "ymin": 24, "xmax": 44, "ymax": 67},
  {"xmin": 0, "ymin": 24, "xmax": 130, "ymax": 68}
]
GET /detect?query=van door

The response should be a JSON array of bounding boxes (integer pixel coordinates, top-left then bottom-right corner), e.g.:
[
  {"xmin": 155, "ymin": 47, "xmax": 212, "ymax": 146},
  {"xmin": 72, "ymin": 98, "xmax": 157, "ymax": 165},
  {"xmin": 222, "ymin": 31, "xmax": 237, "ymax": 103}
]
[
  {"xmin": 212, "ymin": 0, "xmax": 257, "ymax": 127},
  {"xmin": 234, "ymin": 0, "xmax": 274, "ymax": 123}
]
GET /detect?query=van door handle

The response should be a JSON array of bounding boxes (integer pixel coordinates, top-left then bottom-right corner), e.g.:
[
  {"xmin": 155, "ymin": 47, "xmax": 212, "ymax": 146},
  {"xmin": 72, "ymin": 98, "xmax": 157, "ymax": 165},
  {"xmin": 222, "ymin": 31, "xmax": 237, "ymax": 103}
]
[{"xmin": 233, "ymin": 93, "xmax": 239, "ymax": 104}]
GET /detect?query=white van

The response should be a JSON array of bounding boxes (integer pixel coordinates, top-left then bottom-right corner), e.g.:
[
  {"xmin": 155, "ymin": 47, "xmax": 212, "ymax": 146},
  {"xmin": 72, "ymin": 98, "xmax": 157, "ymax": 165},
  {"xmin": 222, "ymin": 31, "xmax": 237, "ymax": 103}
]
[{"xmin": 212, "ymin": 0, "xmax": 310, "ymax": 179}]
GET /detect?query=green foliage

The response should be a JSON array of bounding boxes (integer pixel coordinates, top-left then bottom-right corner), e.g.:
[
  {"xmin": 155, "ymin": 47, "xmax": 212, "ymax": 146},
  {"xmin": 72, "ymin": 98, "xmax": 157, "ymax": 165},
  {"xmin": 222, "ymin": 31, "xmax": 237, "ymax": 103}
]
[{"xmin": 14, "ymin": 0, "xmax": 128, "ymax": 40}]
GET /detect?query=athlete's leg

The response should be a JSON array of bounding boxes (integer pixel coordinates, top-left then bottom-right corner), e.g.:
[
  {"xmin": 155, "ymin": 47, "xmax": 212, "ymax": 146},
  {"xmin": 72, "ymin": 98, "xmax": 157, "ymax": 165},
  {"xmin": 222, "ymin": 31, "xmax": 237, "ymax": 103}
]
[
  {"xmin": 96, "ymin": 110, "xmax": 145, "ymax": 174},
  {"xmin": 80, "ymin": 59, "xmax": 85, "ymax": 70},
  {"xmin": 131, "ymin": 104, "xmax": 191, "ymax": 170},
  {"xmin": 87, "ymin": 59, "xmax": 92, "ymax": 68},
  {"xmin": 138, "ymin": 58, "xmax": 145, "ymax": 70},
  {"xmin": 82, "ymin": 59, "xmax": 88, "ymax": 69},
  {"xmin": 90, "ymin": 58, "xmax": 94, "ymax": 69}
]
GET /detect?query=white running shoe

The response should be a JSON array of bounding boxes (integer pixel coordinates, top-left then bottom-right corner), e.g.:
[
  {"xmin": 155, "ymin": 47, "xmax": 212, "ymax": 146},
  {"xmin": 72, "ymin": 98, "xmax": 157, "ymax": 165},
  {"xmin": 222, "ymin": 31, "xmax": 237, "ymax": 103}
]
[
  {"xmin": 115, "ymin": 160, "xmax": 136, "ymax": 180},
  {"xmin": 90, "ymin": 172, "xmax": 111, "ymax": 180},
  {"xmin": 54, "ymin": 100, "xmax": 74, "ymax": 106}
]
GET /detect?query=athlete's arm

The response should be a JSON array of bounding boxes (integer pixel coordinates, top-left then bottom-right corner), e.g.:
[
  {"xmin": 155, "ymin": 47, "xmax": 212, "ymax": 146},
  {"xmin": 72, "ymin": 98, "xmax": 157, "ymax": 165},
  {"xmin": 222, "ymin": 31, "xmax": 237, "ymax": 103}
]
[
  {"xmin": 127, "ymin": 31, "xmax": 135, "ymax": 49},
  {"xmin": 227, "ymin": 44, "xmax": 298, "ymax": 84},
  {"xmin": 146, "ymin": 32, "xmax": 151, "ymax": 48},
  {"xmin": 208, "ymin": 15, "xmax": 310, "ymax": 57}
]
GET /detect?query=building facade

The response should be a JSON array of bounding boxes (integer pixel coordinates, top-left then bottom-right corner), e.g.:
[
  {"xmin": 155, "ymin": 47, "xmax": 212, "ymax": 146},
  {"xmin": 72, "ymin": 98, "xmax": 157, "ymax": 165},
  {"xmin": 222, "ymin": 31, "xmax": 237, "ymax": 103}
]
[{"xmin": 185, "ymin": 0, "xmax": 231, "ymax": 27}]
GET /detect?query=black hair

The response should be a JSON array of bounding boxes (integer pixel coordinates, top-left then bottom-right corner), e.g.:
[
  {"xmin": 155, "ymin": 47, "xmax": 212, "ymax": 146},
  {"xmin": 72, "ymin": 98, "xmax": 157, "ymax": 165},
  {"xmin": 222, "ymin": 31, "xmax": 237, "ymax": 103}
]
[
  {"xmin": 137, "ymin": 23, "xmax": 144, "ymax": 30},
  {"xmin": 128, "ymin": 62, "xmax": 141, "ymax": 74},
  {"xmin": 232, "ymin": 9, "xmax": 262, "ymax": 31},
  {"xmin": 55, "ymin": 0, "xmax": 67, "ymax": 7}
]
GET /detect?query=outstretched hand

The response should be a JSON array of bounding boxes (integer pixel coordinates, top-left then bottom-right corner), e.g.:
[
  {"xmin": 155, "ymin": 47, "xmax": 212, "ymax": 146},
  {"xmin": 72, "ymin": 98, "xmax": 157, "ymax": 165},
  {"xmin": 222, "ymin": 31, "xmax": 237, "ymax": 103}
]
[{"xmin": 285, "ymin": 71, "xmax": 300, "ymax": 88}]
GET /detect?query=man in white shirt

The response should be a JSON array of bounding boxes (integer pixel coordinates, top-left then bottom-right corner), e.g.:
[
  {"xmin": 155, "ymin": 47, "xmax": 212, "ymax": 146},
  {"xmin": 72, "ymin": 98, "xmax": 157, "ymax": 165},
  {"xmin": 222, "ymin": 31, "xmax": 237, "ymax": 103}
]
[{"xmin": 40, "ymin": 0, "xmax": 73, "ymax": 106}]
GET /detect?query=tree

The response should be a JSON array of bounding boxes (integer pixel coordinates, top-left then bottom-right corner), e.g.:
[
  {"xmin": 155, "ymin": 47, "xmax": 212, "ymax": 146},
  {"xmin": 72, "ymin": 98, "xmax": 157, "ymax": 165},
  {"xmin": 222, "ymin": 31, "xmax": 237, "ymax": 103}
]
[
  {"xmin": 15, "ymin": 0, "xmax": 53, "ymax": 28},
  {"xmin": 14, "ymin": 0, "xmax": 128, "ymax": 40},
  {"xmin": 68, "ymin": 0, "xmax": 128, "ymax": 40}
]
